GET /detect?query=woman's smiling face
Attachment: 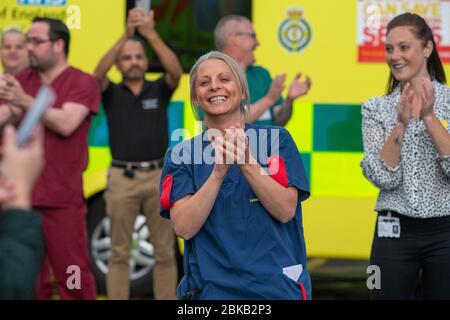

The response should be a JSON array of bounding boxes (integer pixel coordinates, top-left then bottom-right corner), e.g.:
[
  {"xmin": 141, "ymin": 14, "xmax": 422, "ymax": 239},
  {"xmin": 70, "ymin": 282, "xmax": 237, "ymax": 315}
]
[
  {"xmin": 385, "ymin": 25, "xmax": 432, "ymax": 84},
  {"xmin": 193, "ymin": 58, "xmax": 243, "ymax": 118}
]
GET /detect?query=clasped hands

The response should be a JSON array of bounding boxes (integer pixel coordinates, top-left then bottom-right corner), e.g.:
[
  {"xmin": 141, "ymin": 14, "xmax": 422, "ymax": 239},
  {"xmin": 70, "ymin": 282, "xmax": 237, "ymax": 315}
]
[
  {"xmin": 209, "ymin": 123, "xmax": 256, "ymax": 178},
  {"xmin": 0, "ymin": 73, "xmax": 29, "ymax": 114},
  {"xmin": 126, "ymin": 8, "xmax": 155, "ymax": 38},
  {"xmin": 397, "ymin": 77, "xmax": 435, "ymax": 126}
]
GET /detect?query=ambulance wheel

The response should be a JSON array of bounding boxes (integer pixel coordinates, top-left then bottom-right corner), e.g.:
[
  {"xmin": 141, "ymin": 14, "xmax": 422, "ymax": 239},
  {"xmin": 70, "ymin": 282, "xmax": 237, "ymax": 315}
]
[{"xmin": 86, "ymin": 193, "xmax": 155, "ymax": 297}]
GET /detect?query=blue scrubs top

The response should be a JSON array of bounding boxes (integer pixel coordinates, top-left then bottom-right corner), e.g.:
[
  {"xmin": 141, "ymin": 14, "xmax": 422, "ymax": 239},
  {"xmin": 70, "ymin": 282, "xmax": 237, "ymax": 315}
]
[{"xmin": 160, "ymin": 124, "xmax": 311, "ymax": 300}]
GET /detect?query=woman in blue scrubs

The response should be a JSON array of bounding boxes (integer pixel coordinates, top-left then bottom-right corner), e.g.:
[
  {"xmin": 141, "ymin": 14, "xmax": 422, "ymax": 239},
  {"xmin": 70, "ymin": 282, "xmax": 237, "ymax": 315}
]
[{"xmin": 160, "ymin": 51, "xmax": 311, "ymax": 300}]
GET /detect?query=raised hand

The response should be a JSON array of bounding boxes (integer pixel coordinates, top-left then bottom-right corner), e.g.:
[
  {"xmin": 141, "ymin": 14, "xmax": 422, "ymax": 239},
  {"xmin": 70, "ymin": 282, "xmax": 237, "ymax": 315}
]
[
  {"xmin": 0, "ymin": 73, "xmax": 9, "ymax": 100},
  {"xmin": 0, "ymin": 125, "xmax": 44, "ymax": 208},
  {"xmin": 233, "ymin": 122, "xmax": 253, "ymax": 165},
  {"xmin": 0, "ymin": 179, "xmax": 16, "ymax": 204},
  {"xmin": 126, "ymin": 8, "xmax": 143, "ymax": 38},
  {"xmin": 8, "ymin": 103, "xmax": 23, "ymax": 119},
  {"xmin": 136, "ymin": 10, "xmax": 156, "ymax": 38},
  {"xmin": 0, "ymin": 73, "xmax": 7, "ymax": 89},
  {"xmin": 266, "ymin": 74, "xmax": 286, "ymax": 105},
  {"xmin": 209, "ymin": 123, "xmax": 251, "ymax": 178},
  {"xmin": 210, "ymin": 135, "xmax": 230, "ymax": 179},
  {"xmin": 397, "ymin": 82, "xmax": 414, "ymax": 126},
  {"xmin": 0, "ymin": 74, "xmax": 29, "ymax": 108},
  {"xmin": 419, "ymin": 77, "xmax": 435, "ymax": 120},
  {"xmin": 287, "ymin": 73, "xmax": 312, "ymax": 101}
]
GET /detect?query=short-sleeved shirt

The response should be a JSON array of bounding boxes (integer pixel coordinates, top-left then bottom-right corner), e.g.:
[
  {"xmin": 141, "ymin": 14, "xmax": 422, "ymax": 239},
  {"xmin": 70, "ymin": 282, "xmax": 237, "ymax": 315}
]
[
  {"xmin": 101, "ymin": 77, "xmax": 175, "ymax": 161},
  {"xmin": 246, "ymin": 66, "xmax": 283, "ymax": 126},
  {"xmin": 15, "ymin": 67, "xmax": 100, "ymax": 207},
  {"xmin": 160, "ymin": 123, "xmax": 311, "ymax": 299}
]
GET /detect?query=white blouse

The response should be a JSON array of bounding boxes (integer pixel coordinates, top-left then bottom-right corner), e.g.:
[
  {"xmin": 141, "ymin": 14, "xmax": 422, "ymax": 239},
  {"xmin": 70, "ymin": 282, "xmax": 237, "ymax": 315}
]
[{"xmin": 361, "ymin": 80, "xmax": 450, "ymax": 218}]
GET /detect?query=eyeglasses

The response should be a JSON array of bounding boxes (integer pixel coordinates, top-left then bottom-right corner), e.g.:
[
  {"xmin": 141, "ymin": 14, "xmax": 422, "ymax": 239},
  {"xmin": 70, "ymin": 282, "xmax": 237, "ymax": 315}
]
[
  {"xmin": 234, "ymin": 32, "xmax": 257, "ymax": 39},
  {"xmin": 25, "ymin": 37, "xmax": 55, "ymax": 46}
]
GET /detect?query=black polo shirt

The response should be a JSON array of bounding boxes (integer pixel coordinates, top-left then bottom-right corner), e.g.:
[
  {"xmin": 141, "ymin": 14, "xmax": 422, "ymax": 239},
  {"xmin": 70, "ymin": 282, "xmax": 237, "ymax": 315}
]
[{"xmin": 102, "ymin": 76, "xmax": 174, "ymax": 161}]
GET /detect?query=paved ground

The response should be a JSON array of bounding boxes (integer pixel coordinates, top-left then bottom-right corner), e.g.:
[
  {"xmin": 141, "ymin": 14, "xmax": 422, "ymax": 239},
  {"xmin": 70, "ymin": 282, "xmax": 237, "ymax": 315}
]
[
  {"xmin": 308, "ymin": 258, "xmax": 371, "ymax": 300},
  {"xmin": 54, "ymin": 258, "xmax": 372, "ymax": 300}
]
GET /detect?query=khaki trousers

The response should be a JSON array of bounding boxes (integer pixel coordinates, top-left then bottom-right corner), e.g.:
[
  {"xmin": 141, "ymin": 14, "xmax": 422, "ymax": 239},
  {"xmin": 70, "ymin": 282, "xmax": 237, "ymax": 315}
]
[{"xmin": 104, "ymin": 166, "xmax": 177, "ymax": 300}]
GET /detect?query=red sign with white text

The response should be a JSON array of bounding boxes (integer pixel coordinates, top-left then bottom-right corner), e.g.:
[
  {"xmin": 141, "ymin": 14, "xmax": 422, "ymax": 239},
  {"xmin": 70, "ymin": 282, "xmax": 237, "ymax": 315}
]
[{"xmin": 357, "ymin": 0, "xmax": 450, "ymax": 63}]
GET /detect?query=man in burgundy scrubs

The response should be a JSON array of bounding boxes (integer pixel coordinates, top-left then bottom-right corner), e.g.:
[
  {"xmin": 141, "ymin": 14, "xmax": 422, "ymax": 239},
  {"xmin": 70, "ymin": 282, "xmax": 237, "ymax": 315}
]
[{"xmin": 0, "ymin": 17, "xmax": 99, "ymax": 299}]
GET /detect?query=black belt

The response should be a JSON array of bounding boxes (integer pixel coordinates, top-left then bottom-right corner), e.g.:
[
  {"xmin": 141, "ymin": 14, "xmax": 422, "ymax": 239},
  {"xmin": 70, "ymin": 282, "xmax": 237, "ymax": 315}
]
[
  {"xmin": 111, "ymin": 159, "xmax": 164, "ymax": 171},
  {"xmin": 378, "ymin": 210, "xmax": 405, "ymax": 219}
]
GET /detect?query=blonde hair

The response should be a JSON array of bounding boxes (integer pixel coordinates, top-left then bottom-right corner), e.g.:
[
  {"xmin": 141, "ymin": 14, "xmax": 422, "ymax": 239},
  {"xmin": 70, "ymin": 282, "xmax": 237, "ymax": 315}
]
[
  {"xmin": 189, "ymin": 51, "xmax": 249, "ymax": 120},
  {"xmin": 0, "ymin": 27, "xmax": 24, "ymax": 47}
]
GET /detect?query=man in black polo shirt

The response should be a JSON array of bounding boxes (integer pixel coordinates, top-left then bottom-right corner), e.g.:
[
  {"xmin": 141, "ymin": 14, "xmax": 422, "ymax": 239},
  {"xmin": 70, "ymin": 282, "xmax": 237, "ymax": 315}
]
[{"xmin": 94, "ymin": 8, "xmax": 182, "ymax": 300}]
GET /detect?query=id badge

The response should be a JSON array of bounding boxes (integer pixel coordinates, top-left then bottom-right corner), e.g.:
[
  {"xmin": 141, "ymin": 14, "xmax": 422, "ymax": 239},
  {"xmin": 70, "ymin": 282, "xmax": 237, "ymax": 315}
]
[{"xmin": 377, "ymin": 215, "xmax": 400, "ymax": 238}]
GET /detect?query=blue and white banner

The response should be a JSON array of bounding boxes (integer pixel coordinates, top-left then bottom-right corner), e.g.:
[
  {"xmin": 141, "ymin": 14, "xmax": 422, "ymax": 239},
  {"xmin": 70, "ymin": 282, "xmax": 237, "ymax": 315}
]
[{"xmin": 18, "ymin": 0, "xmax": 66, "ymax": 6}]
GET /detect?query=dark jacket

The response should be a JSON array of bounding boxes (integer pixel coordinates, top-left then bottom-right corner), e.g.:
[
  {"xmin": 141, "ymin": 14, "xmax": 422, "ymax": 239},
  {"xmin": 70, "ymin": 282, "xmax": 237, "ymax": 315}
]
[{"xmin": 0, "ymin": 208, "xmax": 44, "ymax": 299}]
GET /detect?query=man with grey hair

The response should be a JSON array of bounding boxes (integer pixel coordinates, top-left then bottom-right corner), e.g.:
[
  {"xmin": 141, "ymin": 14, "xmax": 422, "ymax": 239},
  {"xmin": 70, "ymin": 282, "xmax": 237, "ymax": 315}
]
[
  {"xmin": 0, "ymin": 27, "xmax": 29, "ymax": 75},
  {"xmin": 215, "ymin": 15, "xmax": 312, "ymax": 126}
]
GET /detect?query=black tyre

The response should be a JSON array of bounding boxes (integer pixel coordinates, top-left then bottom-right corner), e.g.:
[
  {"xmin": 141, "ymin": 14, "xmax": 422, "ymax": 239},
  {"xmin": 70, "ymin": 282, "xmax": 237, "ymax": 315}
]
[{"xmin": 86, "ymin": 193, "xmax": 155, "ymax": 297}]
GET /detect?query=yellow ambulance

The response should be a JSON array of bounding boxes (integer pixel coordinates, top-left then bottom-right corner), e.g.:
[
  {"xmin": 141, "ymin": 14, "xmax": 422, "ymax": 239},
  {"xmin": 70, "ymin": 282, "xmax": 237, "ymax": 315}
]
[{"xmin": 1, "ymin": 0, "xmax": 449, "ymax": 296}]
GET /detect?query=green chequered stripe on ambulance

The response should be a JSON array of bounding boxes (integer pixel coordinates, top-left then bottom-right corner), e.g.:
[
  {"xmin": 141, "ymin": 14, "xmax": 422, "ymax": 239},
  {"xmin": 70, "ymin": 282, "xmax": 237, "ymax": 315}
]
[
  {"xmin": 286, "ymin": 101, "xmax": 378, "ymax": 199},
  {"xmin": 87, "ymin": 100, "xmax": 378, "ymax": 199},
  {"xmin": 86, "ymin": 100, "xmax": 379, "ymax": 258},
  {"xmin": 286, "ymin": 101, "xmax": 378, "ymax": 258}
]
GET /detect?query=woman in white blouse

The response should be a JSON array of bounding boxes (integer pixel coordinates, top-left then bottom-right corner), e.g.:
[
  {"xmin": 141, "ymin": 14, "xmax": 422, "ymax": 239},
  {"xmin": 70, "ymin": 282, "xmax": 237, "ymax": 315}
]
[{"xmin": 361, "ymin": 13, "xmax": 450, "ymax": 299}]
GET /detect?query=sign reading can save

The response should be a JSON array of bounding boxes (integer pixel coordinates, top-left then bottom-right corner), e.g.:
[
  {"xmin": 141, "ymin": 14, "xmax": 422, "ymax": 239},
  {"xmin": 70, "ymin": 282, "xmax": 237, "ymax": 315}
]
[{"xmin": 357, "ymin": 0, "xmax": 450, "ymax": 63}]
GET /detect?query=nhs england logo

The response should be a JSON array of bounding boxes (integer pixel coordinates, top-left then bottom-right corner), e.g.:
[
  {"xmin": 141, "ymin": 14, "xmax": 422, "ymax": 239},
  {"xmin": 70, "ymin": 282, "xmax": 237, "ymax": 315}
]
[{"xmin": 18, "ymin": 0, "xmax": 66, "ymax": 6}]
